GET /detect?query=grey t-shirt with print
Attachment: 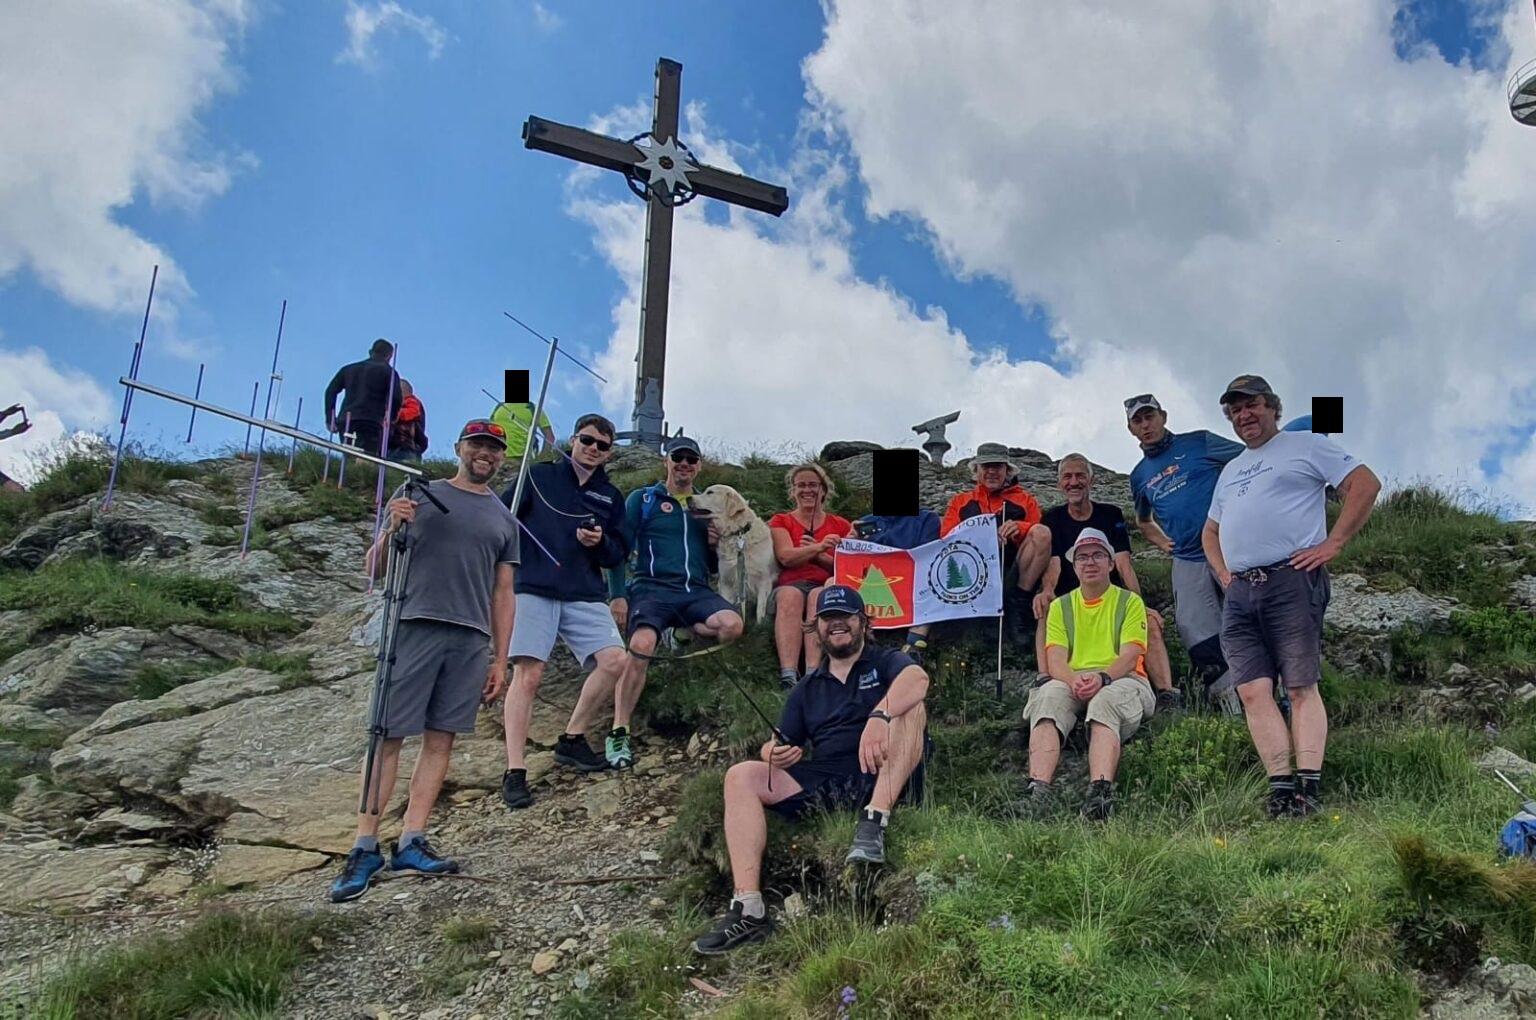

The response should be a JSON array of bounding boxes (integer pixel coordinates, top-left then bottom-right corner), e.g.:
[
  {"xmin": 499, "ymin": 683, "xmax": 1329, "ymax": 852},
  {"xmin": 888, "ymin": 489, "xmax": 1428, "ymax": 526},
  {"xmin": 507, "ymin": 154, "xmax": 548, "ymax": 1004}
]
[{"xmin": 398, "ymin": 481, "xmax": 520, "ymax": 635}]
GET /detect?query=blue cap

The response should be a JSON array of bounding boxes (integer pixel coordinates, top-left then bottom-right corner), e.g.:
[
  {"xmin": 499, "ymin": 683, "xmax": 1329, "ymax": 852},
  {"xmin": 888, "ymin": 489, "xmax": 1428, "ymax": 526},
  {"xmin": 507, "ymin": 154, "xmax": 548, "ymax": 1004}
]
[{"xmin": 816, "ymin": 585, "xmax": 865, "ymax": 617}]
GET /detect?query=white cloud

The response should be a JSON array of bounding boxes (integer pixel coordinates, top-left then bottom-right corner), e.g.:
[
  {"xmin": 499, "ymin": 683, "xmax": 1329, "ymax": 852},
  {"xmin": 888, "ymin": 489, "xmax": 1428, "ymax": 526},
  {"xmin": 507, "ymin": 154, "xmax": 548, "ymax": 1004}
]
[
  {"xmin": 338, "ymin": 1, "xmax": 447, "ymax": 67},
  {"xmin": 799, "ymin": 0, "xmax": 1536, "ymax": 505},
  {"xmin": 0, "ymin": 1, "xmax": 250, "ymax": 323},
  {"xmin": 0, "ymin": 345, "xmax": 115, "ymax": 485},
  {"xmin": 531, "ymin": 2, "xmax": 562, "ymax": 33}
]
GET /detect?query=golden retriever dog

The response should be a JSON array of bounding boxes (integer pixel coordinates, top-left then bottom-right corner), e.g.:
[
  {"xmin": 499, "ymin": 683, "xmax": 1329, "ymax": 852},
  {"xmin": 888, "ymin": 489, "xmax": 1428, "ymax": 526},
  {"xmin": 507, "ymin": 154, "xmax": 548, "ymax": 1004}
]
[{"xmin": 688, "ymin": 484, "xmax": 778, "ymax": 623}]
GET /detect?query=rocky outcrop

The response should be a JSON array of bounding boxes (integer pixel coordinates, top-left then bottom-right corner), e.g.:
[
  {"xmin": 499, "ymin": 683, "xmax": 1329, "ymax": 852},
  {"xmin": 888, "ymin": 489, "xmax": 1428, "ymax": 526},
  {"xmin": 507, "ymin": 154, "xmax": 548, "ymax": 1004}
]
[{"xmin": 0, "ymin": 841, "xmax": 169, "ymax": 907}]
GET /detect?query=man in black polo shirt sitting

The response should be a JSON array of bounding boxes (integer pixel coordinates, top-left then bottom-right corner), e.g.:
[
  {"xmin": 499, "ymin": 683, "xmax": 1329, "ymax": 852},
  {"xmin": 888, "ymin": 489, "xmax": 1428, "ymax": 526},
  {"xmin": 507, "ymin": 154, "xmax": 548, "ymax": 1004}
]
[{"xmin": 692, "ymin": 585, "xmax": 930, "ymax": 955}]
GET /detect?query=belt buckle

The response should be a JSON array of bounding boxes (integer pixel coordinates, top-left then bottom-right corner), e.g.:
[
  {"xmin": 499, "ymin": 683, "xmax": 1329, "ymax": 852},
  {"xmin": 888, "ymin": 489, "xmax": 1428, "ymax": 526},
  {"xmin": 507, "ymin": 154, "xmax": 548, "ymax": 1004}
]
[{"xmin": 1243, "ymin": 567, "xmax": 1269, "ymax": 585}]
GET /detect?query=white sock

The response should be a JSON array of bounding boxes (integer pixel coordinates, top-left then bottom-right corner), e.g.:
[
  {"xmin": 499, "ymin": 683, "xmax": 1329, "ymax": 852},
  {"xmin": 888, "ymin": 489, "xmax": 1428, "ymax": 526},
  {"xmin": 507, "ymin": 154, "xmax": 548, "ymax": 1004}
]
[
  {"xmin": 733, "ymin": 891, "xmax": 765, "ymax": 919},
  {"xmin": 864, "ymin": 807, "xmax": 890, "ymax": 827}
]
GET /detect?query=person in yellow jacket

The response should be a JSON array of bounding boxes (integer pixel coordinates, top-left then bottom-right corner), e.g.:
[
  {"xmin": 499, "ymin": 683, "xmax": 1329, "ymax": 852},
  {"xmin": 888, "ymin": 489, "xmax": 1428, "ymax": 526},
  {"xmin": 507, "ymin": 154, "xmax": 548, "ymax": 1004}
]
[{"xmin": 489, "ymin": 401, "xmax": 557, "ymax": 461}]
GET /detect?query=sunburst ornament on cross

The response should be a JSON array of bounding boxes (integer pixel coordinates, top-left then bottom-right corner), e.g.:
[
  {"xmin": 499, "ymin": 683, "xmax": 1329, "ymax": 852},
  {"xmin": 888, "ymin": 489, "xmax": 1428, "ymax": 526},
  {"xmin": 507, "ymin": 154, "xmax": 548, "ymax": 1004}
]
[{"xmin": 627, "ymin": 133, "xmax": 700, "ymax": 206}]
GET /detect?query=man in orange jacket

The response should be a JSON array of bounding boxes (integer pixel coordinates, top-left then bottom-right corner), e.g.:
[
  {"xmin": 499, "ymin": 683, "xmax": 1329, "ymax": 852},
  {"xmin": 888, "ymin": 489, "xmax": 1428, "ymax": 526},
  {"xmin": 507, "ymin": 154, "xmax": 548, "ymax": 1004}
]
[{"xmin": 940, "ymin": 442, "xmax": 1051, "ymax": 648}]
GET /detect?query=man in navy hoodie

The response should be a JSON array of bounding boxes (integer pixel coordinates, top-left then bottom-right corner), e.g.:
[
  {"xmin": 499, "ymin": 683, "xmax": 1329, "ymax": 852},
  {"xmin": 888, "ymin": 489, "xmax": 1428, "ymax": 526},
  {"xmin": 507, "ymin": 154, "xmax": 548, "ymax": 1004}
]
[
  {"xmin": 605, "ymin": 435, "xmax": 745, "ymax": 768},
  {"xmin": 499, "ymin": 414, "xmax": 631, "ymax": 810}
]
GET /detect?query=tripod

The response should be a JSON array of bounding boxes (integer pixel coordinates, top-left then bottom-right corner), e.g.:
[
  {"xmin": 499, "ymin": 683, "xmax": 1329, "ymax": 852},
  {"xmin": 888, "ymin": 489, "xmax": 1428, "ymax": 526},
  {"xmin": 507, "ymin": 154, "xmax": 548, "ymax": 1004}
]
[{"xmin": 358, "ymin": 477, "xmax": 449, "ymax": 817}]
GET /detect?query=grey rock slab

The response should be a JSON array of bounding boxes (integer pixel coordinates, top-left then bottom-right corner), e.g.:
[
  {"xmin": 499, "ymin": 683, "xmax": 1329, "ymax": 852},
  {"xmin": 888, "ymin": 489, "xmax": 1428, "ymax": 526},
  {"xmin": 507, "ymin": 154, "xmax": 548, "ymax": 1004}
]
[
  {"xmin": 1325, "ymin": 573, "xmax": 1455, "ymax": 633},
  {"xmin": 1477, "ymin": 747, "xmax": 1536, "ymax": 783},
  {"xmin": 66, "ymin": 666, "xmax": 290, "ymax": 743},
  {"xmin": 207, "ymin": 844, "xmax": 328, "ymax": 887},
  {"xmin": 1515, "ymin": 575, "xmax": 1536, "ymax": 613},
  {"xmin": 7, "ymin": 775, "xmax": 101, "ymax": 826},
  {"xmin": 4, "ymin": 628, "xmax": 211, "ymax": 727},
  {"xmin": 0, "ymin": 844, "xmax": 168, "ymax": 906},
  {"xmin": 0, "ymin": 502, "xmax": 93, "ymax": 570}
]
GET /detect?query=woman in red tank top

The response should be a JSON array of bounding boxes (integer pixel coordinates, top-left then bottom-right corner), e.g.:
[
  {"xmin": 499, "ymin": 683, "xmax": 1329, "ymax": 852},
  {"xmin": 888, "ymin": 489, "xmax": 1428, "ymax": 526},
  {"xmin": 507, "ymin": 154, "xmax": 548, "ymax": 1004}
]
[{"xmin": 768, "ymin": 464, "xmax": 852, "ymax": 687}]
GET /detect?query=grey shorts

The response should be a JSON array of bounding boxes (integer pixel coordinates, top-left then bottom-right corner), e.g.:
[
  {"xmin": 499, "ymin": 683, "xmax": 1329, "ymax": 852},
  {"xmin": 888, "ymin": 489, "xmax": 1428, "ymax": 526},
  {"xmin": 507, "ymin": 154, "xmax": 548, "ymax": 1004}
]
[
  {"xmin": 382, "ymin": 619, "xmax": 489, "ymax": 737},
  {"xmin": 1221, "ymin": 565, "xmax": 1330, "ymax": 690},
  {"xmin": 1171, "ymin": 557, "xmax": 1225, "ymax": 649},
  {"xmin": 768, "ymin": 580, "xmax": 822, "ymax": 617},
  {"xmin": 509, "ymin": 594, "xmax": 623, "ymax": 670}
]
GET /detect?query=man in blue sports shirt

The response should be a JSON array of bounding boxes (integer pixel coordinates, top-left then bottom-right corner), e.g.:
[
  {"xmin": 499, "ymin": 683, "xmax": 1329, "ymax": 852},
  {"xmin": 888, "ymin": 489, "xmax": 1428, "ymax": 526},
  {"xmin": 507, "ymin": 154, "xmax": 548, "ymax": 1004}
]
[{"xmin": 1126, "ymin": 394, "xmax": 1245, "ymax": 709}]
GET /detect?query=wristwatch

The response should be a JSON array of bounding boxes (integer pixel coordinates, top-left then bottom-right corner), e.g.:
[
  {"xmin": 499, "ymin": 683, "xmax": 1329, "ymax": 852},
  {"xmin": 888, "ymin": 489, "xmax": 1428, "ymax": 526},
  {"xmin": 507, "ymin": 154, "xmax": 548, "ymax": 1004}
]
[
  {"xmin": 1098, "ymin": 672, "xmax": 1114, "ymax": 686},
  {"xmin": 868, "ymin": 709, "xmax": 893, "ymax": 723}
]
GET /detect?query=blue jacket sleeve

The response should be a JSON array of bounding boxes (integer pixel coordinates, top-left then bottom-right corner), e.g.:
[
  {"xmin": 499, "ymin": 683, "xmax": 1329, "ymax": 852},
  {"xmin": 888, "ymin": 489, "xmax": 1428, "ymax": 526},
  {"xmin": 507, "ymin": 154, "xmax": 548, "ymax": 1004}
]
[
  {"xmin": 593, "ymin": 484, "xmax": 630, "ymax": 570},
  {"xmin": 606, "ymin": 490, "xmax": 643, "ymax": 599}
]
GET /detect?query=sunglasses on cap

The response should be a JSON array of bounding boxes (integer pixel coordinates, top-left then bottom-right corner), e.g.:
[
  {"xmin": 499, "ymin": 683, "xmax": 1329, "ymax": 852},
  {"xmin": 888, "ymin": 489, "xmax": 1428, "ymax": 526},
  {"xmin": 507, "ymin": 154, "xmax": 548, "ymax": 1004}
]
[
  {"xmin": 461, "ymin": 421, "xmax": 506, "ymax": 439},
  {"xmin": 576, "ymin": 434, "xmax": 613, "ymax": 452},
  {"xmin": 1123, "ymin": 394, "xmax": 1155, "ymax": 409},
  {"xmin": 670, "ymin": 452, "xmax": 700, "ymax": 465}
]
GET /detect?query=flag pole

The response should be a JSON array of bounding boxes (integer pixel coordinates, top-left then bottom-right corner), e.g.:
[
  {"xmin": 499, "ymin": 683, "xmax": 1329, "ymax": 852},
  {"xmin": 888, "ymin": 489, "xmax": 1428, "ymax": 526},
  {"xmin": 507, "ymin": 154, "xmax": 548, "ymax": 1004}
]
[{"xmin": 996, "ymin": 615, "xmax": 1003, "ymax": 699}]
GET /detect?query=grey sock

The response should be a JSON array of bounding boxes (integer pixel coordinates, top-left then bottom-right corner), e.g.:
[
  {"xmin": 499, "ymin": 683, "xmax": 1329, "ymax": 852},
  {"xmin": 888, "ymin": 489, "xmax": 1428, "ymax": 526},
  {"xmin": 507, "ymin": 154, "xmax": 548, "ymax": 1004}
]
[
  {"xmin": 400, "ymin": 829, "xmax": 425, "ymax": 848},
  {"xmin": 733, "ymin": 891, "xmax": 766, "ymax": 919},
  {"xmin": 353, "ymin": 835, "xmax": 379, "ymax": 853}
]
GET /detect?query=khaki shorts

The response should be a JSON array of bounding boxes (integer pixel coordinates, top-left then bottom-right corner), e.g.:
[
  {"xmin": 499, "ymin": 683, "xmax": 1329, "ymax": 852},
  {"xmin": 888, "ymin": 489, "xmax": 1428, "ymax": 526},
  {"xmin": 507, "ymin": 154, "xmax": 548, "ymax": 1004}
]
[{"xmin": 1025, "ymin": 676, "xmax": 1155, "ymax": 743}]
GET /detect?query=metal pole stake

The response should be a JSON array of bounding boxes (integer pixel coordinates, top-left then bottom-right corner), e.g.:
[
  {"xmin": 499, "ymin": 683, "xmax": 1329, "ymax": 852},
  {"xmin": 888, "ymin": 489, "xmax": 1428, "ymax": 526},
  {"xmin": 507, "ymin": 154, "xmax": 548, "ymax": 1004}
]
[{"xmin": 103, "ymin": 265, "xmax": 158, "ymax": 510}]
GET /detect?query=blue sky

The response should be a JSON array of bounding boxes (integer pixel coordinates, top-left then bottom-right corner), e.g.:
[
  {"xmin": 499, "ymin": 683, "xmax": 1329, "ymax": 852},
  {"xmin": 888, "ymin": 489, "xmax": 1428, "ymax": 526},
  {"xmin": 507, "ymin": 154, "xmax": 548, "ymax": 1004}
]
[{"xmin": 5, "ymin": 0, "xmax": 1535, "ymax": 514}]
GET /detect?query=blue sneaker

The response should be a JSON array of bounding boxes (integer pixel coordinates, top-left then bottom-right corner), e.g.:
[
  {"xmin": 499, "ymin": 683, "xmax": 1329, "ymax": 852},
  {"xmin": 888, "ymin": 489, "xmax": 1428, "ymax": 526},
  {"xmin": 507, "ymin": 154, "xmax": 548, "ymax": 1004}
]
[
  {"xmin": 328, "ymin": 847, "xmax": 385, "ymax": 902},
  {"xmin": 390, "ymin": 836, "xmax": 461, "ymax": 875}
]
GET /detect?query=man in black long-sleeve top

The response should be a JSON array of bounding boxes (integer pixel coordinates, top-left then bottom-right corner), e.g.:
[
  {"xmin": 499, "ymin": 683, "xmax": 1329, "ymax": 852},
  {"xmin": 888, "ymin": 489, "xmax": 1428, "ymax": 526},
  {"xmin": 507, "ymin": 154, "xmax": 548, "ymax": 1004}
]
[{"xmin": 325, "ymin": 339, "xmax": 402, "ymax": 455}]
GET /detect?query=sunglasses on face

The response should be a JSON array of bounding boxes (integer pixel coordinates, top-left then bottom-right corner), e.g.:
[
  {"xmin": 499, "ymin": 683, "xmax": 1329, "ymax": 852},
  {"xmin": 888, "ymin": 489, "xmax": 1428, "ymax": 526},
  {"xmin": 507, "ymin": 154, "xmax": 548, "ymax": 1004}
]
[
  {"xmin": 461, "ymin": 421, "xmax": 506, "ymax": 439},
  {"xmin": 670, "ymin": 453, "xmax": 700, "ymax": 465},
  {"xmin": 576, "ymin": 434, "xmax": 613, "ymax": 452}
]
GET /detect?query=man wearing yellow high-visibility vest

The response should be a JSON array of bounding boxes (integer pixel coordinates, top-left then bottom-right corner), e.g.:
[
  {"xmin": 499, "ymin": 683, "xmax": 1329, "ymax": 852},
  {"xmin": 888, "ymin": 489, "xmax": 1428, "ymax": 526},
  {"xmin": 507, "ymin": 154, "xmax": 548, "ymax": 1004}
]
[{"xmin": 489, "ymin": 402, "xmax": 558, "ymax": 461}]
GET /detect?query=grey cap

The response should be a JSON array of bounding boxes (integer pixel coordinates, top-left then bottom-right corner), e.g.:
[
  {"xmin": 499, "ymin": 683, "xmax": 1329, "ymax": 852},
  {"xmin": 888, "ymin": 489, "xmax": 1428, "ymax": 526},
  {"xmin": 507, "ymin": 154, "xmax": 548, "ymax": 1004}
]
[
  {"xmin": 973, "ymin": 442, "xmax": 1015, "ymax": 469},
  {"xmin": 1219, "ymin": 374, "xmax": 1276, "ymax": 405},
  {"xmin": 664, "ymin": 434, "xmax": 702, "ymax": 457},
  {"xmin": 1123, "ymin": 393, "xmax": 1163, "ymax": 420}
]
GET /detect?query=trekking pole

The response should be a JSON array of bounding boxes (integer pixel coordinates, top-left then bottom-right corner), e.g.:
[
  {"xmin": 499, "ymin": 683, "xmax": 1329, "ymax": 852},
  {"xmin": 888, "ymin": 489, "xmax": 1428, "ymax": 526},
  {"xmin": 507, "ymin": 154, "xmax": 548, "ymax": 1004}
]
[
  {"xmin": 1494, "ymin": 769, "xmax": 1536, "ymax": 816},
  {"xmin": 359, "ymin": 477, "xmax": 450, "ymax": 816}
]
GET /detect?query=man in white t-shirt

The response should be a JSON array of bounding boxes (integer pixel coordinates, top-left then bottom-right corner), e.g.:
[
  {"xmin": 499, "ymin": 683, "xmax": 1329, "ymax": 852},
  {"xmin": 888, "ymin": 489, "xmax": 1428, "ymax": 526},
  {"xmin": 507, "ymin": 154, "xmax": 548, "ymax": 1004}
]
[{"xmin": 1200, "ymin": 375, "xmax": 1380, "ymax": 821}]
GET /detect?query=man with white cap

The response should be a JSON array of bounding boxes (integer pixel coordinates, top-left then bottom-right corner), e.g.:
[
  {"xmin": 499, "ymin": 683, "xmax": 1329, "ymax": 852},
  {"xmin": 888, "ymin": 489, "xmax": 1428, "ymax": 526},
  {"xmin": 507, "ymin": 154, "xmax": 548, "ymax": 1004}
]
[
  {"xmin": 1202, "ymin": 374, "xmax": 1380, "ymax": 819},
  {"xmin": 1020, "ymin": 527, "xmax": 1154, "ymax": 821}
]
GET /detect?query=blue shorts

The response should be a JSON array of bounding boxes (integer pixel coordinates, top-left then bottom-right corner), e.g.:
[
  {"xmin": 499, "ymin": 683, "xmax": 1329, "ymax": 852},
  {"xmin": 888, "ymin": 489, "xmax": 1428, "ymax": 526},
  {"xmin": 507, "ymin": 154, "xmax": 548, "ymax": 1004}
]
[
  {"xmin": 768, "ymin": 741, "xmax": 930, "ymax": 820},
  {"xmin": 626, "ymin": 588, "xmax": 737, "ymax": 639},
  {"xmin": 1221, "ymin": 565, "xmax": 1330, "ymax": 689}
]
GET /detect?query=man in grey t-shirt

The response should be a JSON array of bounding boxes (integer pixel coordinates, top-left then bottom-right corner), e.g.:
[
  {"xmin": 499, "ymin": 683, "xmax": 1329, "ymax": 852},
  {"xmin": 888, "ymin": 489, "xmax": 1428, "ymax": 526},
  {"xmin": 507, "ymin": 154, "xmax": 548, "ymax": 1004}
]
[
  {"xmin": 1201, "ymin": 376, "xmax": 1380, "ymax": 822},
  {"xmin": 329, "ymin": 418, "xmax": 520, "ymax": 903}
]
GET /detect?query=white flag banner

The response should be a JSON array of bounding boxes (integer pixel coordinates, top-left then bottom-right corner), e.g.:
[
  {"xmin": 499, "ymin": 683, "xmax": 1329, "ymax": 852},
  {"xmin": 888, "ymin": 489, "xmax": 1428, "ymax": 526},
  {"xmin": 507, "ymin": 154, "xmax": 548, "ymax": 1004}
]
[{"xmin": 834, "ymin": 513, "xmax": 1004, "ymax": 627}]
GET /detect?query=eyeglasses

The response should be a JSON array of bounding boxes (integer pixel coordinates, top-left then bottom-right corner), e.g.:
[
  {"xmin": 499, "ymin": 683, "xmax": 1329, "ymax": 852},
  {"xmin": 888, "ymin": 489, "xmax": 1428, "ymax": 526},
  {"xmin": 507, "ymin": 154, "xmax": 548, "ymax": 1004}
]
[
  {"xmin": 1074, "ymin": 550, "xmax": 1110, "ymax": 563},
  {"xmin": 670, "ymin": 453, "xmax": 700, "ymax": 465},
  {"xmin": 576, "ymin": 434, "xmax": 613, "ymax": 452},
  {"xmin": 461, "ymin": 421, "xmax": 506, "ymax": 439}
]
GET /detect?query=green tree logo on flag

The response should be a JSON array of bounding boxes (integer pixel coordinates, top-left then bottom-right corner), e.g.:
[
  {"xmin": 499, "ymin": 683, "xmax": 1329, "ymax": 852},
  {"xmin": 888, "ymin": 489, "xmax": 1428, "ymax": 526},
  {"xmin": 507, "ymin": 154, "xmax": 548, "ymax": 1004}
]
[
  {"xmin": 929, "ymin": 541, "xmax": 988, "ymax": 605},
  {"xmin": 857, "ymin": 564, "xmax": 906, "ymax": 620}
]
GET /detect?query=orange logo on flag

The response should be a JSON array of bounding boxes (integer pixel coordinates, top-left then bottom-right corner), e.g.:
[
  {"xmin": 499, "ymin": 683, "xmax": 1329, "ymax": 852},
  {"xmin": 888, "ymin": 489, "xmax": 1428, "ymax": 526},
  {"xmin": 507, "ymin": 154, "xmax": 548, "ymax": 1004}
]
[{"xmin": 837, "ymin": 549, "xmax": 916, "ymax": 629}]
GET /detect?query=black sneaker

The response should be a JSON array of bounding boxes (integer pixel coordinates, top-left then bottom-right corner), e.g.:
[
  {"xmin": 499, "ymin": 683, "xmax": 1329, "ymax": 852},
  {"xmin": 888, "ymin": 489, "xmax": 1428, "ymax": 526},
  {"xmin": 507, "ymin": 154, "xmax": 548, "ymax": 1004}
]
[
  {"xmin": 1154, "ymin": 689, "xmax": 1185, "ymax": 714},
  {"xmin": 554, "ymin": 734, "xmax": 610, "ymax": 773},
  {"xmin": 845, "ymin": 811, "xmax": 887, "ymax": 864},
  {"xmin": 1266, "ymin": 789, "xmax": 1295, "ymax": 820},
  {"xmin": 693, "ymin": 901, "xmax": 775, "ymax": 955},
  {"xmin": 1081, "ymin": 780, "xmax": 1115, "ymax": 822},
  {"xmin": 501, "ymin": 768, "xmax": 532, "ymax": 810}
]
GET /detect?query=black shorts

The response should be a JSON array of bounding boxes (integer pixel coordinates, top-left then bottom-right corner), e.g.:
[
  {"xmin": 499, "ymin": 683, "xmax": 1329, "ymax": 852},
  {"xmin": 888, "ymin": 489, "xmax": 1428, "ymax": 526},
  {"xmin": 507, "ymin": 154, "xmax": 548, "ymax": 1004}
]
[
  {"xmin": 768, "ymin": 741, "xmax": 931, "ymax": 820},
  {"xmin": 627, "ymin": 588, "xmax": 737, "ymax": 639},
  {"xmin": 1221, "ymin": 565, "xmax": 1330, "ymax": 690}
]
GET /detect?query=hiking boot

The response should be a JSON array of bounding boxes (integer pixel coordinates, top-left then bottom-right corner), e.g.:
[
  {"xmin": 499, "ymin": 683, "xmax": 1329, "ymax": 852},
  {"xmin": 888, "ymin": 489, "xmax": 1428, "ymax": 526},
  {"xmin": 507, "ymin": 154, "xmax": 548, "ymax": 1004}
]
[
  {"xmin": 845, "ymin": 810, "xmax": 887, "ymax": 865},
  {"xmin": 1081, "ymin": 780, "xmax": 1116, "ymax": 822},
  {"xmin": 1267, "ymin": 789, "xmax": 1296, "ymax": 820},
  {"xmin": 605, "ymin": 728, "xmax": 634, "ymax": 770},
  {"xmin": 390, "ymin": 836, "xmax": 461, "ymax": 875},
  {"xmin": 1291, "ymin": 788, "xmax": 1322, "ymax": 819},
  {"xmin": 692, "ymin": 900, "xmax": 775, "ymax": 955},
  {"xmin": 554, "ymin": 734, "xmax": 610, "ymax": 773},
  {"xmin": 1155, "ymin": 689, "xmax": 1185, "ymax": 715},
  {"xmin": 501, "ymin": 769, "xmax": 532, "ymax": 810},
  {"xmin": 328, "ymin": 846, "xmax": 385, "ymax": 902},
  {"xmin": 1016, "ymin": 780, "xmax": 1060, "ymax": 820}
]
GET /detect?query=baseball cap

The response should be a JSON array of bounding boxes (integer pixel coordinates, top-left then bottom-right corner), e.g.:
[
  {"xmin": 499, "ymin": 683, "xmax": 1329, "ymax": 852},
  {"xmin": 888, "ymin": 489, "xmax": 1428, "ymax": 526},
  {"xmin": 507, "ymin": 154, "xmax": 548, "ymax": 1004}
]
[
  {"xmin": 1065, "ymin": 527, "xmax": 1113, "ymax": 564},
  {"xmin": 664, "ymin": 434, "xmax": 702, "ymax": 457},
  {"xmin": 1123, "ymin": 393, "xmax": 1162, "ymax": 420},
  {"xmin": 973, "ymin": 442, "xmax": 1015, "ymax": 467},
  {"xmin": 457, "ymin": 418, "xmax": 508, "ymax": 448},
  {"xmin": 1219, "ymin": 374, "xmax": 1276, "ymax": 405},
  {"xmin": 815, "ymin": 585, "xmax": 866, "ymax": 617}
]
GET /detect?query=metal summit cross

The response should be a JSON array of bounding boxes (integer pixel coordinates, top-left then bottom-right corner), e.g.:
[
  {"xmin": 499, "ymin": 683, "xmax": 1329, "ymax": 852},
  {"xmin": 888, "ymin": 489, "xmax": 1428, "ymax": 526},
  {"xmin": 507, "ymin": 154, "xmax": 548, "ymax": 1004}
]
[{"xmin": 522, "ymin": 57, "xmax": 789, "ymax": 450}]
